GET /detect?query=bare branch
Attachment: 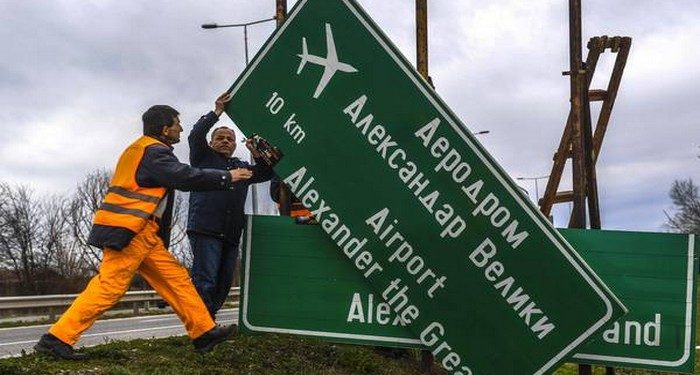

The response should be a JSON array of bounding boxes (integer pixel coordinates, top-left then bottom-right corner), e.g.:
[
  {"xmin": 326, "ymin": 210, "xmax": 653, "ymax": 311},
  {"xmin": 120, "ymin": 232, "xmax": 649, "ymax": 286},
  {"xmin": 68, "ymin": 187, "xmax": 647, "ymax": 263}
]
[
  {"xmin": 68, "ymin": 168, "xmax": 111, "ymax": 272},
  {"xmin": 169, "ymin": 191, "xmax": 192, "ymax": 267},
  {"xmin": 665, "ymin": 178, "xmax": 700, "ymax": 234}
]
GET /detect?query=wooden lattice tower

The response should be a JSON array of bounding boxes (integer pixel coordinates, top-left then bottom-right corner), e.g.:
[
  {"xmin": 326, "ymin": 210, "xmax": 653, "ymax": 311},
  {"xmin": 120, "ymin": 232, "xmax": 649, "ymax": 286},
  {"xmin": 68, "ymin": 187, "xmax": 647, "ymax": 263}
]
[{"xmin": 539, "ymin": 35, "xmax": 632, "ymax": 228}]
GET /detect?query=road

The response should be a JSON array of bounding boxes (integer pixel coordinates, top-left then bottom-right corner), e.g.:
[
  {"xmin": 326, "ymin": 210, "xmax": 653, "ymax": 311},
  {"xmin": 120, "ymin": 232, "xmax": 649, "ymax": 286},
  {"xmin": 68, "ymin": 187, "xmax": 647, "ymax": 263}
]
[{"xmin": 0, "ymin": 308, "xmax": 239, "ymax": 359}]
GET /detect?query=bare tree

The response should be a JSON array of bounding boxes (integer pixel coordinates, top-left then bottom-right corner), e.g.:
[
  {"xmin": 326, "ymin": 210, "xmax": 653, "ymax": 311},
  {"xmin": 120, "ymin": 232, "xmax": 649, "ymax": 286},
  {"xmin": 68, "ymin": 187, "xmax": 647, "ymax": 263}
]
[
  {"xmin": 68, "ymin": 169, "xmax": 111, "ymax": 271},
  {"xmin": 169, "ymin": 191, "xmax": 192, "ymax": 267},
  {"xmin": 42, "ymin": 196, "xmax": 91, "ymax": 282},
  {"xmin": 0, "ymin": 169, "xmax": 198, "ymax": 295},
  {"xmin": 0, "ymin": 183, "xmax": 97, "ymax": 294},
  {"xmin": 0, "ymin": 184, "xmax": 49, "ymax": 294},
  {"xmin": 666, "ymin": 179, "xmax": 700, "ymax": 234},
  {"xmin": 36, "ymin": 195, "xmax": 65, "ymax": 274},
  {"xmin": 67, "ymin": 170, "xmax": 194, "ymax": 267}
]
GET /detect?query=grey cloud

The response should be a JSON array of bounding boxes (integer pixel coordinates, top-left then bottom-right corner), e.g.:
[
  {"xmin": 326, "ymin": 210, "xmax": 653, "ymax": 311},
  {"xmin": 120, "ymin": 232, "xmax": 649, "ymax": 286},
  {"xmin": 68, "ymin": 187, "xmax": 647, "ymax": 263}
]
[{"xmin": 0, "ymin": 0, "xmax": 698, "ymax": 230}]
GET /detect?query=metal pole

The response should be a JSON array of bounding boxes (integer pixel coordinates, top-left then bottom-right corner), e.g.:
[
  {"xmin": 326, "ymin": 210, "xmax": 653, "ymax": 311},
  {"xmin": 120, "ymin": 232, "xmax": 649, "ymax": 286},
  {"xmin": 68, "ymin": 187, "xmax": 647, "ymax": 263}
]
[
  {"xmin": 243, "ymin": 24, "xmax": 257, "ymax": 213},
  {"xmin": 248, "ymin": 0, "xmax": 288, "ymax": 214},
  {"xmin": 244, "ymin": 25, "xmax": 250, "ymax": 65},
  {"xmin": 248, "ymin": 0, "xmax": 289, "ymax": 215},
  {"xmin": 201, "ymin": 17, "xmax": 276, "ymax": 214}
]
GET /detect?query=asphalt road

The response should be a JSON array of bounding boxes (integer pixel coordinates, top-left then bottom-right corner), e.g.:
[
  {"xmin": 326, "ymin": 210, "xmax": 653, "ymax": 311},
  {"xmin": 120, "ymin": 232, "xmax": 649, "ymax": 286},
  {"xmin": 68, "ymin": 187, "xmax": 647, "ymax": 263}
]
[{"xmin": 0, "ymin": 308, "xmax": 239, "ymax": 359}]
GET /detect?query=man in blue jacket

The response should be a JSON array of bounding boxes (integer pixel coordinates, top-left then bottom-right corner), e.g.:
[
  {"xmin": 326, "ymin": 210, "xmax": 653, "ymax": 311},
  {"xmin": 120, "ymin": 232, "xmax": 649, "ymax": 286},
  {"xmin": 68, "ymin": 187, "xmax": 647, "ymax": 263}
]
[{"xmin": 187, "ymin": 92, "xmax": 273, "ymax": 320}]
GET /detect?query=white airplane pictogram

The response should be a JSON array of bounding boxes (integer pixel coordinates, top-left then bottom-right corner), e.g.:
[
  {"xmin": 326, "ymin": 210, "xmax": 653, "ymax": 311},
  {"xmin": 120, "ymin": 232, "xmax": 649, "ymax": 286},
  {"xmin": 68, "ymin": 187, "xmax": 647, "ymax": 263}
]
[{"xmin": 296, "ymin": 23, "xmax": 358, "ymax": 99}]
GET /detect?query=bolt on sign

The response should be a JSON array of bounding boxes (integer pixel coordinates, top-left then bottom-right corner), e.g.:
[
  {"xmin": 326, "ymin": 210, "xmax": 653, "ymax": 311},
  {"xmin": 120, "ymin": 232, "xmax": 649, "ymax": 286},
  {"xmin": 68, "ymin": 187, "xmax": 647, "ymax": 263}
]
[
  {"xmin": 241, "ymin": 216, "xmax": 696, "ymax": 373},
  {"xmin": 225, "ymin": 0, "xmax": 626, "ymax": 373}
]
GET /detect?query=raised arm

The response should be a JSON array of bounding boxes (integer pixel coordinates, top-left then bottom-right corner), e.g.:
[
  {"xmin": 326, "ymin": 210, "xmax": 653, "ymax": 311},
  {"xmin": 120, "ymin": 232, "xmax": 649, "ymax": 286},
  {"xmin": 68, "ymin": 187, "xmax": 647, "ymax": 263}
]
[
  {"xmin": 188, "ymin": 112, "xmax": 219, "ymax": 165},
  {"xmin": 188, "ymin": 92, "xmax": 232, "ymax": 165}
]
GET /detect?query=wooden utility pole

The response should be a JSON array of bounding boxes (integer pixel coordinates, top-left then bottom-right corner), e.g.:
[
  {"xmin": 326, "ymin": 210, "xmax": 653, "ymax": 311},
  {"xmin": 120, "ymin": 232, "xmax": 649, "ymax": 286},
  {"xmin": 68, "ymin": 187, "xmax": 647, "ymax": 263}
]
[
  {"xmin": 416, "ymin": 0, "xmax": 428, "ymax": 81},
  {"xmin": 568, "ymin": 1, "xmax": 608, "ymax": 374},
  {"xmin": 276, "ymin": 0, "xmax": 287, "ymax": 27},
  {"xmin": 569, "ymin": 1, "xmax": 596, "ymax": 374},
  {"xmin": 416, "ymin": 2, "xmax": 436, "ymax": 373},
  {"xmin": 540, "ymin": 2, "xmax": 631, "ymax": 369},
  {"xmin": 568, "ymin": 0, "xmax": 587, "ymax": 231}
]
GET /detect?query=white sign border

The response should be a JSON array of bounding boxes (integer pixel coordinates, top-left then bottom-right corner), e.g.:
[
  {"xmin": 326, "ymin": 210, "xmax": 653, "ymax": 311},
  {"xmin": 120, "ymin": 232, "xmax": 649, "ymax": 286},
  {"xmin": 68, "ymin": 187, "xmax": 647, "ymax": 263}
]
[
  {"xmin": 243, "ymin": 217, "xmax": 696, "ymax": 371},
  {"xmin": 241, "ymin": 216, "xmax": 422, "ymax": 346},
  {"xmin": 230, "ymin": 0, "xmax": 626, "ymax": 374},
  {"xmin": 573, "ymin": 234, "xmax": 696, "ymax": 368}
]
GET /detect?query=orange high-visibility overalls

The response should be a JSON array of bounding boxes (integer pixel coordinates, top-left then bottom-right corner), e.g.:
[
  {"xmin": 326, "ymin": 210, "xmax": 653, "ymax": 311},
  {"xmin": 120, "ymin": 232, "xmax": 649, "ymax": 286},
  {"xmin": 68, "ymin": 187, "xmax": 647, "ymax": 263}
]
[{"xmin": 49, "ymin": 136, "xmax": 215, "ymax": 346}]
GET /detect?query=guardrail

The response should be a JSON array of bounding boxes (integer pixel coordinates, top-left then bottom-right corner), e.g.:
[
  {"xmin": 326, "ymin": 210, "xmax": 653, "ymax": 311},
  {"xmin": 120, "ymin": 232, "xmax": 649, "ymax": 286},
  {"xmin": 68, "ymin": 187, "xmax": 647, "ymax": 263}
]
[{"xmin": 0, "ymin": 287, "xmax": 241, "ymax": 321}]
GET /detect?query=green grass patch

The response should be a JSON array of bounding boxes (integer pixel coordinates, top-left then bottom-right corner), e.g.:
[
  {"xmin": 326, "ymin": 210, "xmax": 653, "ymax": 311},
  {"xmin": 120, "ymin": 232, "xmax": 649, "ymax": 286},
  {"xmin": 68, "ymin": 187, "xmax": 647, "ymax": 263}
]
[
  {"xmin": 1, "ymin": 286, "xmax": 698, "ymax": 374},
  {"xmin": 2, "ymin": 332, "xmax": 693, "ymax": 375},
  {"xmin": 0, "ymin": 334, "xmax": 447, "ymax": 375}
]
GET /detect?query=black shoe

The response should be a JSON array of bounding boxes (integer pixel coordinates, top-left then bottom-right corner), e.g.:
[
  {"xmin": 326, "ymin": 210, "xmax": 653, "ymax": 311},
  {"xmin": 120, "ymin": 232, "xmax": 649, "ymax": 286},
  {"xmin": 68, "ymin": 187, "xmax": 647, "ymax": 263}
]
[
  {"xmin": 34, "ymin": 333, "xmax": 86, "ymax": 360},
  {"xmin": 192, "ymin": 324, "xmax": 236, "ymax": 353}
]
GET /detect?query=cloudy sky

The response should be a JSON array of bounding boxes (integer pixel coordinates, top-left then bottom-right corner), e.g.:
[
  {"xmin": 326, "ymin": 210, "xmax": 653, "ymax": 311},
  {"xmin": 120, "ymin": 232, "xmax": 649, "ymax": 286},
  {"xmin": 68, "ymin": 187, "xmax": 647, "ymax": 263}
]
[{"xmin": 0, "ymin": 0, "xmax": 698, "ymax": 231}]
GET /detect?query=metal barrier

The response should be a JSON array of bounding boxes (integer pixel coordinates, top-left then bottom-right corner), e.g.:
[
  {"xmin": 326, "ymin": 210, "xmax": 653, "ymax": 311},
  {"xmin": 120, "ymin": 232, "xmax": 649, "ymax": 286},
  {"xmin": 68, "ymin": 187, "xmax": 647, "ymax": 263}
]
[{"xmin": 0, "ymin": 287, "xmax": 240, "ymax": 320}]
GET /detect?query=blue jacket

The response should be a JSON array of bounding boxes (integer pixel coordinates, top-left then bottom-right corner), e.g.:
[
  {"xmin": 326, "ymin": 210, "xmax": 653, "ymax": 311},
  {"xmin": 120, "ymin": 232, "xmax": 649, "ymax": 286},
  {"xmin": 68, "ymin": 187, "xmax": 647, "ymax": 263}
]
[{"xmin": 186, "ymin": 111, "xmax": 273, "ymax": 244}]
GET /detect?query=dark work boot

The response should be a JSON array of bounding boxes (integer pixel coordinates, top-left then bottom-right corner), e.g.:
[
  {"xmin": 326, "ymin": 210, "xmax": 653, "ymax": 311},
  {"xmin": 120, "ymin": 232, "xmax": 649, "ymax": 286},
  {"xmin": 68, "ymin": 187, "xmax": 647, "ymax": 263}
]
[
  {"xmin": 192, "ymin": 324, "xmax": 237, "ymax": 353},
  {"xmin": 34, "ymin": 333, "xmax": 86, "ymax": 360}
]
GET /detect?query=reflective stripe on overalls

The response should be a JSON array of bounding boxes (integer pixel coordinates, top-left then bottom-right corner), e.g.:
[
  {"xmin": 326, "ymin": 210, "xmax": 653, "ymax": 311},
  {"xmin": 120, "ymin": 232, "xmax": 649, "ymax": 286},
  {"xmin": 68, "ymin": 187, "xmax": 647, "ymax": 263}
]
[
  {"xmin": 93, "ymin": 136, "xmax": 167, "ymax": 232},
  {"xmin": 48, "ymin": 136, "xmax": 215, "ymax": 345}
]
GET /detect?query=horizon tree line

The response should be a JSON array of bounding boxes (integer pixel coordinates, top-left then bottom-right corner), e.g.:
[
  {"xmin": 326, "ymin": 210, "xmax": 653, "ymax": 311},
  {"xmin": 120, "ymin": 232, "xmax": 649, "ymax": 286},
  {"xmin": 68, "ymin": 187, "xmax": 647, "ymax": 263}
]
[
  {"xmin": 1, "ymin": 151, "xmax": 698, "ymax": 296},
  {"xmin": 0, "ymin": 169, "xmax": 191, "ymax": 295}
]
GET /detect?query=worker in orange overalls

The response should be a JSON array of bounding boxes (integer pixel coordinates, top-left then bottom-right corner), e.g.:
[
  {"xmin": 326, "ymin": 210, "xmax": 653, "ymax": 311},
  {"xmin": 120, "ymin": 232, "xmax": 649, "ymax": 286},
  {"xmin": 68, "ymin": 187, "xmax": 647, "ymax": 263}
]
[{"xmin": 34, "ymin": 93, "xmax": 245, "ymax": 359}]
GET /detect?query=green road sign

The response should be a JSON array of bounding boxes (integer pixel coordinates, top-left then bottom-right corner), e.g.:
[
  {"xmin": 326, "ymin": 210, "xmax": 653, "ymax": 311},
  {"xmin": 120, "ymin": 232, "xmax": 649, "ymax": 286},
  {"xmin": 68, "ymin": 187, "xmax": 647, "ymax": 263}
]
[
  {"xmin": 241, "ymin": 216, "xmax": 697, "ymax": 373},
  {"xmin": 226, "ymin": 0, "xmax": 625, "ymax": 373},
  {"xmin": 566, "ymin": 229, "xmax": 697, "ymax": 373},
  {"xmin": 241, "ymin": 216, "xmax": 417, "ymax": 348}
]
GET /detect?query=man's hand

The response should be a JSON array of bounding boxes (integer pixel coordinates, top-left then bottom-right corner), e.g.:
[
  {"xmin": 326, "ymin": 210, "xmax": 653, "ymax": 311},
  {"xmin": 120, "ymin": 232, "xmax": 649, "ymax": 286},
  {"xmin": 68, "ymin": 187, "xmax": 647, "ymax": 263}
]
[
  {"xmin": 229, "ymin": 168, "xmax": 253, "ymax": 182},
  {"xmin": 214, "ymin": 92, "xmax": 233, "ymax": 116},
  {"xmin": 245, "ymin": 138, "xmax": 263, "ymax": 158}
]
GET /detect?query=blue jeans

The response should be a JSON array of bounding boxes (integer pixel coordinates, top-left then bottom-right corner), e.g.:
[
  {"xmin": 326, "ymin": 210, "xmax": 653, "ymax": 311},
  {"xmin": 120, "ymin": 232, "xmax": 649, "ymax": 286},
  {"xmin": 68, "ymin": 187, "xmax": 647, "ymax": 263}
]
[{"xmin": 189, "ymin": 233, "xmax": 239, "ymax": 318}]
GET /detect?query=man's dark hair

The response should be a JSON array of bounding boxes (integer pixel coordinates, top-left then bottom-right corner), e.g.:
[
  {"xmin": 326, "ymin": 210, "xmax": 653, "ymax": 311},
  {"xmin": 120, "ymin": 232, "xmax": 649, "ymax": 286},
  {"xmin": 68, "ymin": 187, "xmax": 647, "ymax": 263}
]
[{"xmin": 142, "ymin": 105, "xmax": 180, "ymax": 136}]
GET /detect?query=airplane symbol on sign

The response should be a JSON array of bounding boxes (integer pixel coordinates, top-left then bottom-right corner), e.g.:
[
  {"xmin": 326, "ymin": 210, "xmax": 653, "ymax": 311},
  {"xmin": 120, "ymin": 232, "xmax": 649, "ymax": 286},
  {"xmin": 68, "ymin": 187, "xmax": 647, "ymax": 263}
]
[{"xmin": 296, "ymin": 23, "xmax": 358, "ymax": 99}]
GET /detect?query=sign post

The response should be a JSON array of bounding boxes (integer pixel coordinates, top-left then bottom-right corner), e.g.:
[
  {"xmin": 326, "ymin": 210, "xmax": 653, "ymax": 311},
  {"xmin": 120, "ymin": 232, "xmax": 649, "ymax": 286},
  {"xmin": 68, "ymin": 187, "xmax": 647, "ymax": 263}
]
[{"xmin": 226, "ymin": 0, "xmax": 625, "ymax": 373}]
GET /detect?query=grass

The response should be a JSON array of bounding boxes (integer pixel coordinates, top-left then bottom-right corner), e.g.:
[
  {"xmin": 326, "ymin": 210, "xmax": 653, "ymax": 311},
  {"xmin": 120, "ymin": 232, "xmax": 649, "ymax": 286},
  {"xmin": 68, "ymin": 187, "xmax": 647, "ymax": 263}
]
[
  {"xmin": 0, "ymin": 289, "xmax": 696, "ymax": 374},
  {"xmin": 0, "ymin": 288, "xmax": 697, "ymax": 375},
  {"xmin": 0, "ymin": 331, "xmax": 695, "ymax": 375},
  {"xmin": 0, "ymin": 334, "xmax": 446, "ymax": 375},
  {"xmin": 553, "ymin": 364, "xmax": 686, "ymax": 375},
  {"xmin": 0, "ymin": 325, "xmax": 694, "ymax": 375},
  {"xmin": 0, "ymin": 327, "xmax": 695, "ymax": 375}
]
